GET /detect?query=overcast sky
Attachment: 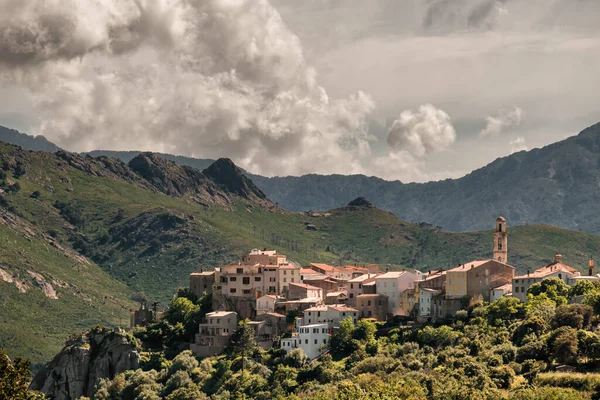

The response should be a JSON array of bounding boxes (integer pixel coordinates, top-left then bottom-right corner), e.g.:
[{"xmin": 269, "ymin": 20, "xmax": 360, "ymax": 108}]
[{"xmin": 0, "ymin": 0, "xmax": 599, "ymax": 182}]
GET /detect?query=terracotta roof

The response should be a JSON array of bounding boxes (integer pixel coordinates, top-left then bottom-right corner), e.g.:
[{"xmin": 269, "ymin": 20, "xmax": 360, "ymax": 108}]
[
  {"xmin": 419, "ymin": 271, "xmax": 446, "ymax": 281},
  {"xmin": 348, "ymin": 273, "xmax": 379, "ymax": 283},
  {"xmin": 190, "ymin": 271, "xmax": 215, "ymax": 276},
  {"xmin": 305, "ymin": 305, "xmax": 328, "ymax": 312},
  {"xmin": 207, "ymin": 311, "xmax": 237, "ymax": 317},
  {"xmin": 448, "ymin": 260, "xmax": 489, "ymax": 272},
  {"xmin": 514, "ymin": 261, "xmax": 581, "ymax": 279},
  {"xmin": 376, "ymin": 271, "xmax": 407, "ymax": 279},
  {"xmin": 300, "ymin": 268, "xmax": 321, "ymax": 274},
  {"xmin": 492, "ymin": 283, "xmax": 513, "ymax": 292},
  {"xmin": 289, "ymin": 282, "xmax": 322, "ymax": 291},
  {"xmin": 328, "ymin": 305, "xmax": 358, "ymax": 313},
  {"xmin": 309, "ymin": 263, "xmax": 338, "ymax": 272}
]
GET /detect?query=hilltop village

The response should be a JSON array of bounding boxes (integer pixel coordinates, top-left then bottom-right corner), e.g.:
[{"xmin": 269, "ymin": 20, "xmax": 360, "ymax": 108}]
[{"xmin": 132, "ymin": 217, "xmax": 600, "ymax": 361}]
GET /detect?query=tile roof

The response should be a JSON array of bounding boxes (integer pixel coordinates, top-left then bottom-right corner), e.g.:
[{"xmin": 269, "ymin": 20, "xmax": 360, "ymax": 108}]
[
  {"xmin": 207, "ymin": 311, "xmax": 237, "ymax": 317},
  {"xmin": 300, "ymin": 268, "xmax": 321, "ymax": 275},
  {"xmin": 492, "ymin": 283, "xmax": 513, "ymax": 292},
  {"xmin": 348, "ymin": 273, "xmax": 379, "ymax": 283},
  {"xmin": 514, "ymin": 261, "xmax": 581, "ymax": 279},
  {"xmin": 305, "ymin": 305, "xmax": 329, "ymax": 312},
  {"xmin": 328, "ymin": 305, "xmax": 359, "ymax": 313},
  {"xmin": 447, "ymin": 260, "xmax": 489, "ymax": 272},
  {"xmin": 309, "ymin": 263, "xmax": 338, "ymax": 272},
  {"xmin": 376, "ymin": 271, "xmax": 407, "ymax": 279},
  {"xmin": 289, "ymin": 282, "xmax": 322, "ymax": 291}
]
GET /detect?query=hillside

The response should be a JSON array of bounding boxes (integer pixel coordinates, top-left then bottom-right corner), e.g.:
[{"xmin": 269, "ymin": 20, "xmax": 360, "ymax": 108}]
[
  {"xmin": 5, "ymin": 142, "xmax": 600, "ymax": 364},
  {"xmin": 5, "ymin": 122, "xmax": 600, "ymax": 234}
]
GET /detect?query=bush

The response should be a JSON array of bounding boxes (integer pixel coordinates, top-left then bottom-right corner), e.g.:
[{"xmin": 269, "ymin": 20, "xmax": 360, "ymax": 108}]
[
  {"xmin": 30, "ymin": 190, "xmax": 41, "ymax": 199},
  {"xmin": 536, "ymin": 372, "xmax": 600, "ymax": 391}
]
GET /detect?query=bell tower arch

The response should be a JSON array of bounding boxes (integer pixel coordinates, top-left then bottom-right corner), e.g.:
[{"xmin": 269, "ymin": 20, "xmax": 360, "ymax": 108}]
[{"xmin": 493, "ymin": 216, "xmax": 508, "ymax": 263}]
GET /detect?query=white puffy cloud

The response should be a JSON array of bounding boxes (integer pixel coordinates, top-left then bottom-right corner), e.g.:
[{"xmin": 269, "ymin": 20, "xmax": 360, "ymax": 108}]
[
  {"xmin": 0, "ymin": 0, "xmax": 376, "ymax": 178},
  {"xmin": 480, "ymin": 106, "xmax": 524, "ymax": 137},
  {"xmin": 387, "ymin": 104, "xmax": 456, "ymax": 158},
  {"xmin": 509, "ymin": 136, "xmax": 528, "ymax": 153}
]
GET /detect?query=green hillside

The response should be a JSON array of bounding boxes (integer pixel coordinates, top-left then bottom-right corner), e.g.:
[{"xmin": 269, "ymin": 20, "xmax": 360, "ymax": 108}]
[{"xmin": 3, "ymin": 142, "xmax": 600, "ymax": 364}]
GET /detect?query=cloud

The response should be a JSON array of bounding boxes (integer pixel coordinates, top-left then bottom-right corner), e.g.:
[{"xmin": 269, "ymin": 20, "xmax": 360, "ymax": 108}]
[
  {"xmin": 509, "ymin": 136, "xmax": 528, "ymax": 153},
  {"xmin": 0, "ymin": 0, "xmax": 376, "ymax": 178},
  {"xmin": 479, "ymin": 106, "xmax": 524, "ymax": 137},
  {"xmin": 387, "ymin": 104, "xmax": 456, "ymax": 157}
]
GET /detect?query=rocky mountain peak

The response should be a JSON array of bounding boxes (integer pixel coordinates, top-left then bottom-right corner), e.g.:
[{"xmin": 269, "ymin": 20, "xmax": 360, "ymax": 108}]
[
  {"xmin": 347, "ymin": 197, "xmax": 373, "ymax": 208},
  {"xmin": 203, "ymin": 158, "xmax": 269, "ymax": 202}
]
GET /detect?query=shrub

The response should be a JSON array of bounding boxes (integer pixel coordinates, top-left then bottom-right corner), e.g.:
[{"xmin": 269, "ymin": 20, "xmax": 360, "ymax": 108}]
[{"xmin": 536, "ymin": 372, "xmax": 600, "ymax": 391}]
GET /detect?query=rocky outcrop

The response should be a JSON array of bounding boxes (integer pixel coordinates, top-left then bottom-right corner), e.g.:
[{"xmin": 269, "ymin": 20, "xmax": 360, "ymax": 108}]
[
  {"xmin": 30, "ymin": 328, "xmax": 140, "ymax": 400},
  {"xmin": 128, "ymin": 152, "xmax": 231, "ymax": 205},
  {"xmin": 203, "ymin": 158, "xmax": 272, "ymax": 206},
  {"xmin": 347, "ymin": 197, "xmax": 373, "ymax": 208}
]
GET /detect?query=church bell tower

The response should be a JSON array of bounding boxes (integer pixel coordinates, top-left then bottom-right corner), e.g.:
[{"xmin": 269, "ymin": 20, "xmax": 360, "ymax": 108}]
[{"xmin": 493, "ymin": 216, "xmax": 508, "ymax": 263}]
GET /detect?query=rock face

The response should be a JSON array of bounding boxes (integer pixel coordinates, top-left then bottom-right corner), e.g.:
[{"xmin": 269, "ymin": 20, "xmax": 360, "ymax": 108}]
[
  {"xmin": 30, "ymin": 328, "xmax": 140, "ymax": 400},
  {"xmin": 347, "ymin": 197, "xmax": 373, "ymax": 208},
  {"xmin": 203, "ymin": 158, "xmax": 271, "ymax": 205}
]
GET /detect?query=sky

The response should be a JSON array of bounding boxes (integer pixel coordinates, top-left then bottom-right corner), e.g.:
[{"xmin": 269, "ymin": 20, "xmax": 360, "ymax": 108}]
[{"xmin": 0, "ymin": 0, "xmax": 599, "ymax": 182}]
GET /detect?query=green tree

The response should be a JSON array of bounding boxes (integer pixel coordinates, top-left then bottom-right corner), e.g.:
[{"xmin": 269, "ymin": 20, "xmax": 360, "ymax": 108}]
[
  {"xmin": 164, "ymin": 297, "xmax": 199, "ymax": 326},
  {"xmin": 486, "ymin": 296, "xmax": 525, "ymax": 326},
  {"xmin": 552, "ymin": 304, "xmax": 594, "ymax": 330},
  {"xmin": 528, "ymin": 278, "xmax": 570, "ymax": 306},
  {"xmin": 569, "ymin": 280, "xmax": 599, "ymax": 299},
  {"xmin": 0, "ymin": 347, "xmax": 45, "ymax": 399},
  {"xmin": 329, "ymin": 317, "xmax": 357, "ymax": 358},
  {"xmin": 548, "ymin": 327, "xmax": 579, "ymax": 365},
  {"xmin": 229, "ymin": 320, "xmax": 257, "ymax": 375}
]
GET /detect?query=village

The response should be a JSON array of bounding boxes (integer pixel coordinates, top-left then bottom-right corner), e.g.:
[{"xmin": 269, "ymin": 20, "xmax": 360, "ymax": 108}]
[{"xmin": 132, "ymin": 217, "xmax": 600, "ymax": 361}]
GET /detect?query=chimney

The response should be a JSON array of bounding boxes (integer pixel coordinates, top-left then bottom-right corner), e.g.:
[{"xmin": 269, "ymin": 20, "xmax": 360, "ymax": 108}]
[
  {"xmin": 554, "ymin": 254, "xmax": 562, "ymax": 263},
  {"xmin": 590, "ymin": 259, "xmax": 595, "ymax": 276}
]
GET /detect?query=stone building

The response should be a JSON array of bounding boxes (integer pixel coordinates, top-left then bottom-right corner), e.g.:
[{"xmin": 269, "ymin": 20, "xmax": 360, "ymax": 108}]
[
  {"xmin": 493, "ymin": 217, "xmax": 508, "ymax": 263},
  {"xmin": 190, "ymin": 271, "xmax": 215, "ymax": 298},
  {"xmin": 288, "ymin": 282, "xmax": 323, "ymax": 301},
  {"xmin": 512, "ymin": 254, "xmax": 581, "ymax": 302},
  {"xmin": 346, "ymin": 273, "xmax": 378, "ymax": 306},
  {"xmin": 356, "ymin": 293, "xmax": 388, "ymax": 321},
  {"xmin": 190, "ymin": 311, "xmax": 238, "ymax": 357}
]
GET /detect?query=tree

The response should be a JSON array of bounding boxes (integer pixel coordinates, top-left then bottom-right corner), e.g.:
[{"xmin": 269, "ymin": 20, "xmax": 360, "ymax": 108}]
[
  {"xmin": 164, "ymin": 297, "xmax": 199, "ymax": 326},
  {"xmin": 0, "ymin": 347, "xmax": 46, "ymax": 399},
  {"xmin": 548, "ymin": 327, "xmax": 579, "ymax": 365},
  {"xmin": 569, "ymin": 280, "xmax": 599, "ymax": 299},
  {"xmin": 552, "ymin": 304, "xmax": 594, "ymax": 330},
  {"xmin": 329, "ymin": 317, "xmax": 357, "ymax": 358},
  {"xmin": 486, "ymin": 296, "xmax": 525, "ymax": 326},
  {"xmin": 528, "ymin": 278, "xmax": 570, "ymax": 306},
  {"xmin": 229, "ymin": 320, "xmax": 257, "ymax": 375}
]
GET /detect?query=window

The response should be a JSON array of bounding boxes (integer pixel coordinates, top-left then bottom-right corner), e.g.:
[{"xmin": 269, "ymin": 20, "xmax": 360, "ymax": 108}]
[
  {"xmin": 243, "ymin": 289, "xmax": 251, "ymax": 294},
  {"xmin": 203, "ymin": 284, "xmax": 207, "ymax": 288},
  {"xmin": 220, "ymin": 277, "xmax": 228, "ymax": 283},
  {"xmin": 350, "ymin": 283, "xmax": 354, "ymax": 289},
  {"xmin": 378, "ymin": 300, "xmax": 382, "ymax": 306},
  {"xmin": 230, "ymin": 277, "xmax": 237, "ymax": 282},
  {"xmin": 313, "ymin": 328, "xmax": 318, "ymax": 333},
  {"xmin": 243, "ymin": 277, "xmax": 250, "ymax": 285},
  {"xmin": 368, "ymin": 300, "xmax": 371, "ymax": 306},
  {"xmin": 283, "ymin": 278, "xmax": 287, "ymax": 283},
  {"xmin": 349, "ymin": 293, "xmax": 354, "ymax": 299},
  {"xmin": 322, "ymin": 328, "xmax": 326, "ymax": 333},
  {"xmin": 255, "ymin": 277, "xmax": 261, "ymax": 281},
  {"xmin": 305, "ymin": 339, "xmax": 308, "ymax": 344},
  {"xmin": 237, "ymin": 268, "xmax": 243, "ymax": 274},
  {"xmin": 323, "ymin": 339, "xmax": 327, "ymax": 344},
  {"xmin": 317, "ymin": 311, "xmax": 321, "ymax": 317},
  {"xmin": 515, "ymin": 287, "xmax": 519, "ymax": 293},
  {"xmin": 217, "ymin": 319, "xmax": 220, "ymax": 324},
  {"xmin": 230, "ymin": 288, "xmax": 236, "ymax": 293},
  {"xmin": 283, "ymin": 270, "xmax": 287, "ymax": 275},
  {"xmin": 368, "ymin": 310, "xmax": 372, "ymax": 317},
  {"xmin": 498, "ymin": 241, "xmax": 502, "ymax": 251},
  {"xmin": 291, "ymin": 278, "xmax": 295, "ymax": 282},
  {"xmin": 342, "ymin": 312, "xmax": 346, "ymax": 317},
  {"xmin": 315, "ymin": 339, "xmax": 318, "ymax": 344}
]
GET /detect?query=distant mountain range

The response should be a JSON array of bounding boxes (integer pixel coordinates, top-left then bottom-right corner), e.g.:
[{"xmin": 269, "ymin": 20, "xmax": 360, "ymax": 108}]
[{"xmin": 3, "ymin": 122, "xmax": 600, "ymax": 233}]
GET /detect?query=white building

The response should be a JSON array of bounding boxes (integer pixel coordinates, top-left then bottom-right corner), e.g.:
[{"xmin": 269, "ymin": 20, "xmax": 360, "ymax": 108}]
[
  {"xmin": 301, "ymin": 305, "xmax": 358, "ymax": 327},
  {"xmin": 256, "ymin": 294, "xmax": 282, "ymax": 315},
  {"xmin": 419, "ymin": 288, "xmax": 441, "ymax": 317},
  {"xmin": 281, "ymin": 323, "xmax": 330, "ymax": 359},
  {"xmin": 490, "ymin": 284, "xmax": 512, "ymax": 302},
  {"xmin": 346, "ymin": 273, "xmax": 378, "ymax": 306},
  {"xmin": 375, "ymin": 271, "xmax": 421, "ymax": 315}
]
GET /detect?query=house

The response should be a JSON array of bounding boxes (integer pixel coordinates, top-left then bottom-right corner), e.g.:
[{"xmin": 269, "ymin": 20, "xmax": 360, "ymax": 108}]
[
  {"xmin": 279, "ymin": 297, "xmax": 322, "ymax": 313},
  {"xmin": 303, "ymin": 276, "xmax": 342, "ymax": 294},
  {"xmin": 280, "ymin": 323, "xmax": 329, "ymax": 359},
  {"xmin": 288, "ymin": 282, "xmax": 323, "ymax": 301},
  {"xmin": 256, "ymin": 294, "xmax": 282, "ymax": 315},
  {"xmin": 190, "ymin": 271, "xmax": 215, "ymax": 298},
  {"xmin": 307, "ymin": 263, "xmax": 338, "ymax": 276},
  {"xmin": 301, "ymin": 305, "xmax": 358, "ymax": 327},
  {"xmin": 512, "ymin": 254, "xmax": 581, "ymax": 302},
  {"xmin": 398, "ymin": 288, "xmax": 418, "ymax": 317},
  {"xmin": 491, "ymin": 283, "xmax": 513, "ymax": 301},
  {"xmin": 419, "ymin": 288, "xmax": 442, "ymax": 318},
  {"xmin": 249, "ymin": 312, "xmax": 286, "ymax": 349},
  {"xmin": 356, "ymin": 294, "xmax": 388, "ymax": 321},
  {"xmin": 300, "ymin": 268, "xmax": 324, "ymax": 281},
  {"xmin": 130, "ymin": 303, "xmax": 154, "ymax": 328},
  {"xmin": 190, "ymin": 311, "xmax": 238, "ymax": 357},
  {"xmin": 446, "ymin": 260, "xmax": 515, "ymax": 301},
  {"xmin": 325, "ymin": 291, "xmax": 348, "ymax": 305},
  {"xmin": 346, "ymin": 273, "xmax": 378, "ymax": 306},
  {"xmin": 375, "ymin": 271, "xmax": 421, "ymax": 315},
  {"xmin": 279, "ymin": 265, "xmax": 302, "ymax": 294},
  {"xmin": 243, "ymin": 248, "xmax": 288, "ymax": 266},
  {"xmin": 215, "ymin": 263, "xmax": 267, "ymax": 299},
  {"xmin": 362, "ymin": 281, "xmax": 377, "ymax": 294}
]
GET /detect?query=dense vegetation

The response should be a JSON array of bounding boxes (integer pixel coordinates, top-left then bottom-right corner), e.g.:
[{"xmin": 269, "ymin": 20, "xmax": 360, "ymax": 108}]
[{"xmin": 44, "ymin": 278, "xmax": 600, "ymax": 400}]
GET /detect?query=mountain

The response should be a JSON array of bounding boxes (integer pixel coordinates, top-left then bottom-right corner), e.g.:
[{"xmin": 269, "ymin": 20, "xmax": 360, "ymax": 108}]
[
  {"xmin": 0, "ymin": 125, "xmax": 61, "ymax": 153},
  {"xmin": 6, "ymin": 122, "xmax": 600, "ymax": 234},
  {"xmin": 252, "ymin": 122, "xmax": 600, "ymax": 233}
]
